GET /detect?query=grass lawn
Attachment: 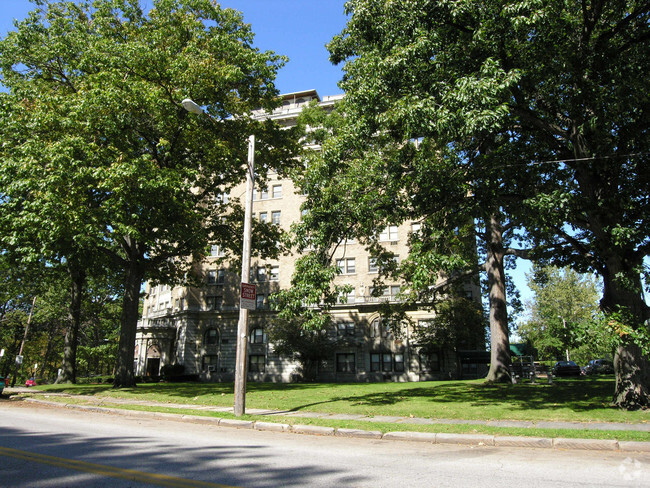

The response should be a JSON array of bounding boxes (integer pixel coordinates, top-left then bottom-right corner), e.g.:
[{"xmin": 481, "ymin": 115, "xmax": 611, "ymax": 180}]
[{"xmin": 33, "ymin": 376, "xmax": 649, "ymax": 424}]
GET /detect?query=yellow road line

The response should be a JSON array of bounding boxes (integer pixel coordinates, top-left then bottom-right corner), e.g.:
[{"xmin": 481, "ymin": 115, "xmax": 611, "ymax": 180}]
[{"xmin": 0, "ymin": 446, "xmax": 241, "ymax": 488}]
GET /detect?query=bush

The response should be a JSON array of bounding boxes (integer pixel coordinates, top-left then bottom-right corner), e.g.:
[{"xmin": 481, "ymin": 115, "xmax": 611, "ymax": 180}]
[{"xmin": 161, "ymin": 363, "xmax": 184, "ymax": 378}]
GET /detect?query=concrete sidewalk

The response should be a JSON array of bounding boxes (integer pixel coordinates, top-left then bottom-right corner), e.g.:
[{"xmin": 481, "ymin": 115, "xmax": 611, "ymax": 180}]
[{"xmin": 3, "ymin": 387, "xmax": 650, "ymax": 452}]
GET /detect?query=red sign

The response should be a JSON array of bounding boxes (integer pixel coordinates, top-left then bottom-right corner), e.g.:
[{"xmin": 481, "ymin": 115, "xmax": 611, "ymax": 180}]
[{"xmin": 240, "ymin": 283, "xmax": 256, "ymax": 310}]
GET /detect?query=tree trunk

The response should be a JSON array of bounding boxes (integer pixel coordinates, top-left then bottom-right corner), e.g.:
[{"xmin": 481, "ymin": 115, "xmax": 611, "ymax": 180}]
[
  {"xmin": 484, "ymin": 213, "xmax": 511, "ymax": 383},
  {"xmin": 60, "ymin": 266, "xmax": 86, "ymax": 383},
  {"xmin": 601, "ymin": 258, "xmax": 650, "ymax": 410},
  {"xmin": 113, "ymin": 241, "xmax": 145, "ymax": 388}
]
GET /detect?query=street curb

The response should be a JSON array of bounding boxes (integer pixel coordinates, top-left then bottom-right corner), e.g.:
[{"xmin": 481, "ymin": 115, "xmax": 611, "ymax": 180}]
[
  {"xmin": 495, "ymin": 436, "xmax": 554, "ymax": 449},
  {"xmin": 382, "ymin": 432, "xmax": 436, "ymax": 443},
  {"xmin": 553, "ymin": 438, "xmax": 619, "ymax": 451},
  {"xmin": 14, "ymin": 397, "xmax": 650, "ymax": 452},
  {"xmin": 291, "ymin": 424, "xmax": 335, "ymax": 436},
  {"xmin": 336, "ymin": 428, "xmax": 382, "ymax": 439},
  {"xmin": 619, "ymin": 441, "xmax": 650, "ymax": 452},
  {"xmin": 254, "ymin": 421, "xmax": 291, "ymax": 432},
  {"xmin": 436, "ymin": 433, "xmax": 494, "ymax": 446}
]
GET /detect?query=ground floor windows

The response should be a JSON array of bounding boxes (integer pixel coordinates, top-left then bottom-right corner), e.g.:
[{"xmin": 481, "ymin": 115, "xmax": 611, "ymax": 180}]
[
  {"xmin": 370, "ymin": 352, "xmax": 404, "ymax": 373},
  {"xmin": 249, "ymin": 354, "xmax": 266, "ymax": 373},
  {"xmin": 202, "ymin": 354, "xmax": 219, "ymax": 372},
  {"xmin": 336, "ymin": 353, "xmax": 356, "ymax": 373},
  {"xmin": 419, "ymin": 351, "xmax": 440, "ymax": 372}
]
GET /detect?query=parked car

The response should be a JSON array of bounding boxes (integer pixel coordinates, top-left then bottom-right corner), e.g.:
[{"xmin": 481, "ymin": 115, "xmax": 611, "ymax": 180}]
[
  {"xmin": 25, "ymin": 378, "xmax": 36, "ymax": 387},
  {"xmin": 552, "ymin": 360, "xmax": 582, "ymax": 377},
  {"xmin": 583, "ymin": 359, "xmax": 614, "ymax": 375}
]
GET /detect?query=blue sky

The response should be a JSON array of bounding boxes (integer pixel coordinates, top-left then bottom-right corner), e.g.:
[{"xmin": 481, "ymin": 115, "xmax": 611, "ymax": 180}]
[
  {"xmin": 1, "ymin": 0, "xmax": 535, "ymax": 316},
  {"xmin": 1, "ymin": 0, "xmax": 348, "ymax": 97}
]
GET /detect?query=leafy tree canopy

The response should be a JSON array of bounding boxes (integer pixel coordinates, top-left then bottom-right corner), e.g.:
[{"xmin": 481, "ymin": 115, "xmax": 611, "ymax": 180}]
[
  {"xmin": 317, "ymin": 0, "xmax": 650, "ymax": 407},
  {"xmin": 0, "ymin": 0, "xmax": 299, "ymax": 387}
]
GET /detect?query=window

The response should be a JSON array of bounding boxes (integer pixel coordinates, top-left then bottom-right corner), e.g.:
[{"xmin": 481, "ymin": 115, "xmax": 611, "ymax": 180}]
[
  {"xmin": 204, "ymin": 329, "xmax": 219, "ymax": 345},
  {"xmin": 336, "ymin": 353, "xmax": 355, "ymax": 373},
  {"xmin": 271, "ymin": 211, "xmax": 281, "ymax": 225},
  {"xmin": 210, "ymin": 245, "xmax": 225, "ymax": 257},
  {"xmin": 216, "ymin": 192, "xmax": 229, "ymax": 204},
  {"xmin": 419, "ymin": 351, "xmax": 440, "ymax": 372},
  {"xmin": 379, "ymin": 225, "xmax": 399, "ymax": 242},
  {"xmin": 206, "ymin": 270, "xmax": 216, "ymax": 284},
  {"xmin": 369, "ymin": 318, "xmax": 393, "ymax": 338},
  {"xmin": 217, "ymin": 269, "xmax": 225, "ymax": 284},
  {"xmin": 411, "ymin": 222, "xmax": 421, "ymax": 233},
  {"xmin": 256, "ymin": 267, "xmax": 267, "ymax": 282},
  {"xmin": 205, "ymin": 296, "xmax": 222, "ymax": 310},
  {"xmin": 249, "ymin": 354, "xmax": 265, "ymax": 373},
  {"xmin": 370, "ymin": 285, "xmax": 400, "ymax": 301},
  {"xmin": 368, "ymin": 255, "xmax": 399, "ymax": 273},
  {"xmin": 337, "ymin": 288, "xmax": 355, "ymax": 304},
  {"xmin": 260, "ymin": 187, "xmax": 269, "ymax": 200},
  {"xmin": 250, "ymin": 328, "xmax": 265, "ymax": 344},
  {"xmin": 272, "ymin": 184, "xmax": 282, "ymax": 199},
  {"xmin": 337, "ymin": 322, "xmax": 355, "ymax": 336},
  {"xmin": 202, "ymin": 355, "xmax": 219, "ymax": 371},
  {"xmin": 259, "ymin": 212, "xmax": 268, "ymax": 223},
  {"xmin": 336, "ymin": 258, "xmax": 356, "ymax": 274},
  {"xmin": 256, "ymin": 293, "xmax": 266, "ymax": 310},
  {"xmin": 394, "ymin": 353, "xmax": 405, "ymax": 372},
  {"xmin": 370, "ymin": 353, "xmax": 404, "ymax": 372},
  {"xmin": 270, "ymin": 265, "xmax": 279, "ymax": 281}
]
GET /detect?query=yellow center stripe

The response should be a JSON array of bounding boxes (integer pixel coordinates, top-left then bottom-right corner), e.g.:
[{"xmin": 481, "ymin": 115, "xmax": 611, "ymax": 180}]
[{"xmin": 0, "ymin": 446, "xmax": 241, "ymax": 488}]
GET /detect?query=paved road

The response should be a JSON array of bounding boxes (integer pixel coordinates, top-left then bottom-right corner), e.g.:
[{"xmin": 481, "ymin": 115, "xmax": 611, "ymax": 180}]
[{"xmin": 0, "ymin": 402, "xmax": 648, "ymax": 488}]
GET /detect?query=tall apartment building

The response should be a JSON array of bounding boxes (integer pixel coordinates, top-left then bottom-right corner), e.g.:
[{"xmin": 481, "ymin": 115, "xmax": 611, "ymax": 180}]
[{"xmin": 135, "ymin": 90, "xmax": 485, "ymax": 382}]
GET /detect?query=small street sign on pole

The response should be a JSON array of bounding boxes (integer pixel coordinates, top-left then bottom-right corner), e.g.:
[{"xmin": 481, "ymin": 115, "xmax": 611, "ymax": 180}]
[{"xmin": 240, "ymin": 283, "xmax": 256, "ymax": 311}]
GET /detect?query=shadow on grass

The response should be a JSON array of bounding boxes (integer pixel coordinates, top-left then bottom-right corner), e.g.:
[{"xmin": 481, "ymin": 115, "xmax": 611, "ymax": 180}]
[
  {"xmin": 36, "ymin": 377, "xmax": 618, "ymax": 415},
  {"xmin": 319, "ymin": 378, "xmax": 616, "ymax": 414}
]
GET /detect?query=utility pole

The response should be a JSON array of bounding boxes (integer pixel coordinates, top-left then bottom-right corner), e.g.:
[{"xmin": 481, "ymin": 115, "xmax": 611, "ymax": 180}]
[
  {"xmin": 234, "ymin": 135, "xmax": 255, "ymax": 417},
  {"xmin": 11, "ymin": 296, "xmax": 36, "ymax": 387}
]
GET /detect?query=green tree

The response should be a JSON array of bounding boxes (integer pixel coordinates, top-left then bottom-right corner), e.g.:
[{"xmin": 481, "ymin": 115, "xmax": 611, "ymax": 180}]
[
  {"xmin": 321, "ymin": 0, "xmax": 649, "ymax": 408},
  {"xmin": 413, "ymin": 296, "xmax": 486, "ymax": 356},
  {"xmin": 518, "ymin": 265, "xmax": 607, "ymax": 363},
  {"xmin": 0, "ymin": 0, "xmax": 297, "ymax": 387},
  {"xmin": 266, "ymin": 317, "xmax": 340, "ymax": 382}
]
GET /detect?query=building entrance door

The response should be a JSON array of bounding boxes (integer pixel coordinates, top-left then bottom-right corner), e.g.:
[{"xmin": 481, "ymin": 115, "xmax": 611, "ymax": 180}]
[{"xmin": 146, "ymin": 357, "xmax": 160, "ymax": 377}]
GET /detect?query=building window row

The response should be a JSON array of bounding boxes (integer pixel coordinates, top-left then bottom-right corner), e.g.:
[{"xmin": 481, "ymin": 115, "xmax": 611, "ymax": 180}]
[
  {"xmin": 370, "ymin": 352, "xmax": 404, "ymax": 372},
  {"xmin": 337, "ymin": 321, "xmax": 355, "ymax": 336},
  {"xmin": 249, "ymin": 354, "xmax": 265, "ymax": 373},
  {"xmin": 336, "ymin": 353, "xmax": 356, "ymax": 373},
  {"xmin": 336, "ymin": 257, "xmax": 356, "ymax": 274},
  {"xmin": 252, "ymin": 265, "xmax": 279, "ymax": 282},
  {"xmin": 253, "ymin": 184, "xmax": 282, "ymax": 201},
  {"xmin": 379, "ymin": 225, "xmax": 399, "ymax": 242},
  {"xmin": 257, "ymin": 210, "xmax": 282, "ymax": 225},
  {"xmin": 368, "ymin": 255, "xmax": 399, "ymax": 274},
  {"xmin": 207, "ymin": 269, "xmax": 226, "ymax": 284}
]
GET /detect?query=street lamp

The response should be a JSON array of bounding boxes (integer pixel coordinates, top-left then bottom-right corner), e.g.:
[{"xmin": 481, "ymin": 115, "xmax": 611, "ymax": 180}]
[{"xmin": 182, "ymin": 99, "xmax": 254, "ymax": 416}]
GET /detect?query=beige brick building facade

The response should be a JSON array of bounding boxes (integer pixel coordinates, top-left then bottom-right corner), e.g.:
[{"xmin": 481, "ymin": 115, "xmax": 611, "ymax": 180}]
[{"xmin": 135, "ymin": 90, "xmax": 485, "ymax": 382}]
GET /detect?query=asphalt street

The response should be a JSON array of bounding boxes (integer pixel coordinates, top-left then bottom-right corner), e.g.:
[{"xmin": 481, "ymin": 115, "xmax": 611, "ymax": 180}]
[{"xmin": 1, "ymin": 401, "xmax": 648, "ymax": 488}]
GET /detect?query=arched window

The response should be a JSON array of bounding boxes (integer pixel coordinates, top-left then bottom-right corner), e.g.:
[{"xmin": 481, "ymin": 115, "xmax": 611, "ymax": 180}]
[{"xmin": 204, "ymin": 328, "xmax": 219, "ymax": 345}]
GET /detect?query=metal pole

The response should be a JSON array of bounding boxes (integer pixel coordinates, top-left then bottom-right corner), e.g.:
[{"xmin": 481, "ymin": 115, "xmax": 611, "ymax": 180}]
[
  {"xmin": 561, "ymin": 317, "xmax": 570, "ymax": 362},
  {"xmin": 234, "ymin": 134, "xmax": 255, "ymax": 416},
  {"xmin": 11, "ymin": 296, "xmax": 36, "ymax": 387}
]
